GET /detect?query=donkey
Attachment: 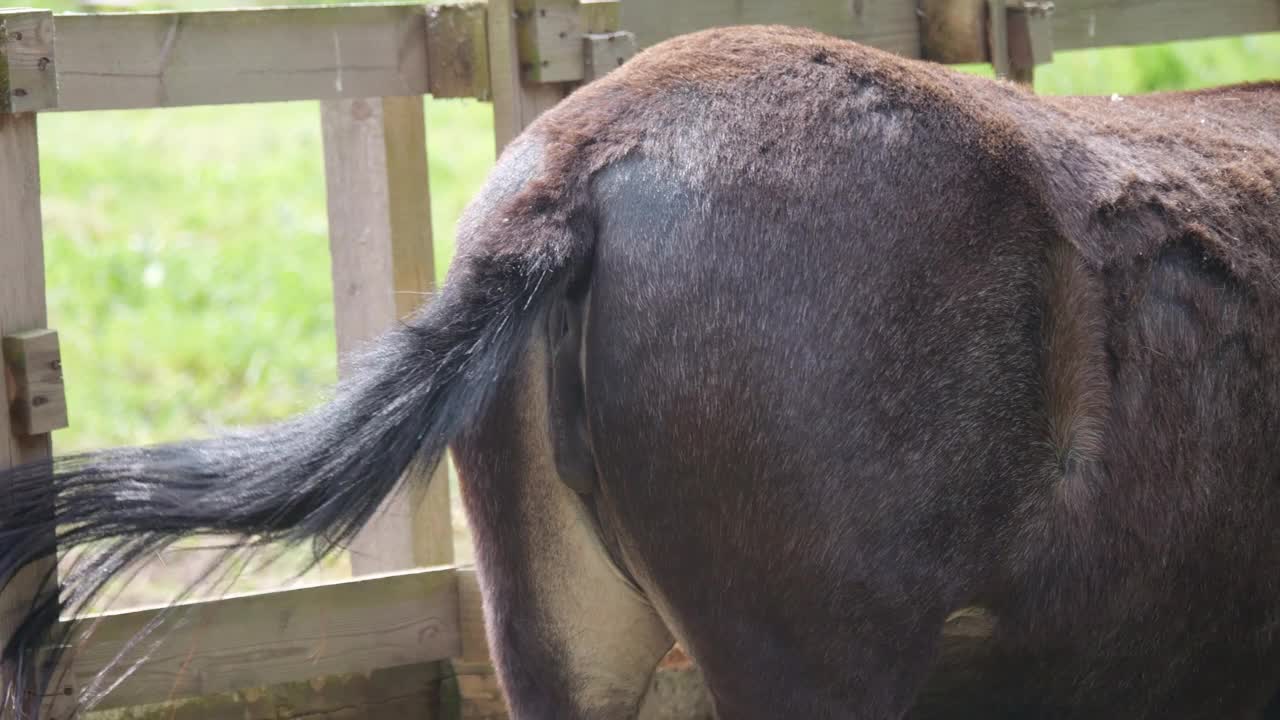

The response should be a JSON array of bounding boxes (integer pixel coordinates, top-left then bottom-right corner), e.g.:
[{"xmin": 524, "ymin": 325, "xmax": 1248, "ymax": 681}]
[{"xmin": 3, "ymin": 24, "xmax": 1280, "ymax": 720}]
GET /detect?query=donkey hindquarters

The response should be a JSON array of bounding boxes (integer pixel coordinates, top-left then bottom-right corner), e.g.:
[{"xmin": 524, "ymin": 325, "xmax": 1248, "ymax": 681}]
[
  {"xmin": 454, "ymin": 45, "xmax": 1050, "ymax": 720},
  {"xmin": 581, "ymin": 152, "xmax": 1054, "ymax": 720},
  {"xmin": 450, "ymin": 27, "xmax": 1280, "ymax": 720},
  {"xmin": 578, "ymin": 113, "xmax": 1055, "ymax": 719}
]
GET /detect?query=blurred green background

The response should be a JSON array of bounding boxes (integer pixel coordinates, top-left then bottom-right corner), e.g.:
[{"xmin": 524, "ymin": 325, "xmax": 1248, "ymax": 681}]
[{"xmin": 4, "ymin": 0, "xmax": 1279, "ymax": 603}]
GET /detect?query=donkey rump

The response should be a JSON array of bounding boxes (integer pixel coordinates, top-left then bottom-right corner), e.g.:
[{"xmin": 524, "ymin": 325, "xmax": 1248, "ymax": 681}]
[{"xmin": 2, "ymin": 25, "xmax": 1280, "ymax": 720}]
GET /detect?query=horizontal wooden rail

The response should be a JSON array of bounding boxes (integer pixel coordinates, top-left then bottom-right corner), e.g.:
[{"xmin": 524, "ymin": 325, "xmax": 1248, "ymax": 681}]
[
  {"xmin": 48, "ymin": 2, "xmax": 487, "ymax": 112},
  {"xmin": 624, "ymin": 0, "xmax": 925, "ymax": 58},
  {"xmin": 30, "ymin": 0, "xmax": 1280, "ymax": 113},
  {"xmin": 625, "ymin": 0, "xmax": 1280, "ymax": 63},
  {"xmin": 1050, "ymin": 0, "xmax": 1280, "ymax": 53},
  {"xmin": 59, "ymin": 565, "xmax": 460, "ymax": 712}
]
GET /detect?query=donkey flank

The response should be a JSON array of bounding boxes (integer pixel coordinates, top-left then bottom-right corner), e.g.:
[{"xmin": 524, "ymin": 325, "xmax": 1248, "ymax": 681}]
[{"xmin": 3, "ymin": 24, "xmax": 1280, "ymax": 719}]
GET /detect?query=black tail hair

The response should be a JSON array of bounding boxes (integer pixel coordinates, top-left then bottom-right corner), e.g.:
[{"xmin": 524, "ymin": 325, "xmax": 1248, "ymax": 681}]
[{"xmin": 0, "ymin": 210, "xmax": 586, "ymax": 715}]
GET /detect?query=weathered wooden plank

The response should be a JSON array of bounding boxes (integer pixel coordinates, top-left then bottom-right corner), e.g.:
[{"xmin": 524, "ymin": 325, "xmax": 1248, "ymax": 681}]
[
  {"xmin": 515, "ymin": 0, "xmax": 580, "ymax": 83},
  {"xmin": 82, "ymin": 662, "xmax": 454, "ymax": 720},
  {"xmin": 514, "ymin": 0, "xmax": 623, "ymax": 84},
  {"xmin": 0, "ymin": 116, "xmax": 50, "ymax": 457},
  {"xmin": 489, "ymin": 0, "xmax": 569, "ymax": 152},
  {"xmin": 628, "ymin": 0, "xmax": 1280, "ymax": 64},
  {"xmin": 455, "ymin": 567, "xmax": 488, "ymax": 665},
  {"xmin": 918, "ymin": 0, "xmax": 987, "ymax": 64},
  {"xmin": 2, "ymin": 329, "xmax": 68, "ymax": 437},
  {"xmin": 1005, "ymin": 1, "xmax": 1054, "ymax": 86},
  {"xmin": 0, "ymin": 8, "xmax": 58, "ymax": 113},
  {"xmin": 80, "ymin": 662, "xmax": 455, "ymax": 720},
  {"xmin": 1051, "ymin": 0, "xmax": 1280, "ymax": 52},
  {"xmin": 623, "ymin": 0, "xmax": 923, "ymax": 57},
  {"xmin": 0, "ymin": 111, "xmax": 66, "ymax": 718},
  {"xmin": 68, "ymin": 567, "xmax": 461, "ymax": 712},
  {"xmin": 580, "ymin": 0, "xmax": 622, "ymax": 34},
  {"xmin": 30, "ymin": 0, "xmax": 1280, "ymax": 113},
  {"xmin": 582, "ymin": 30, "xmax": 636, "ymax": 83},
  {"xmin": 320, "ymin": 94, "xmax": 454, "ymax": 574},
  {"xmin": 988, "ymin": 0, "xmax": 1011, "ymax": 77},
  {"xmin": 427, "ymin": 2, "xmax": 491, "ymax": 100},
  {"xmin": 51, "ymin": 5, "xmax": 431, "ymax": 111}
]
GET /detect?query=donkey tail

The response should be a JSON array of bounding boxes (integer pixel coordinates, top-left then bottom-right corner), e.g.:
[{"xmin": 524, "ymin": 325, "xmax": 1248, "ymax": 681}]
[{"xmin": 0, "ymin": 136, "xmax": 591, "ymax": 716}]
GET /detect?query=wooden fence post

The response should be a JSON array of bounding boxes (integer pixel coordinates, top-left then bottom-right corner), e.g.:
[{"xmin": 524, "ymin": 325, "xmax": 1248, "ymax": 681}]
[
  {"xmin": 0, "ymin": 8, "xmax": 69, "ymax": 717},
  {"xmin": 488, "ymin": 0, "xmax": 570, "ymax": 153},
  {"xmin": 987, "ymin": 0, "xmax": 1054, "ymax": 87},
  {"xmin": 317, "ymin": 94, "xmax": 456, "ymax": 717},
  {"xmin": 0, "ymin": 109, "xmax": 58, "ymax": 720},
  {"xmin": 321, "ymin": 95, "xmax": 454, "ymax": 575}
]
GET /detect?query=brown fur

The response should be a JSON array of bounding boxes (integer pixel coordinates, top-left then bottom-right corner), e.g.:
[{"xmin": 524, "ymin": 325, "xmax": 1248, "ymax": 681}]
[
  {"xmin": 1042, "ymin": 242, "xmax": 1109, "ymax": 492},
  {"xmin": 446, "ymin": 25, "xmax": 1280, "ymax": 719},
  {"xmin": 496, "ymin": 27, "xmax": 1280, "ymax": 293}
]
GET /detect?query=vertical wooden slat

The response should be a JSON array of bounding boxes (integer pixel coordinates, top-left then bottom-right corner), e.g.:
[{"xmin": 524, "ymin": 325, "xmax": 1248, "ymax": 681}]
[
  {"xmin": 320, "ymin": 93, "xmax": 457, "ymax": 719},
  {"xmin": 0, "ymin": 113, "xmax": 48, "ymax": 467},
  {"xmin": 487, "ymin": 0, "xmax": 569, "ymax": 153},
  {"xmin": 0, "ymin": 111, "xmax": 65, "ymax": 713},
  {"xmin": 987, "ymin": 0, "xmax": 1011, "ymax": 79},
  {"xmin": 0, "ymin": 9, "xmax": 58, "ymax": 114},
  {"xmin": 320, "ymin": 95, "xmax": 454, "ymax": 574},
  {"xmin": 426, "ymin": 3, "xmax": 492, "ymax": 101}
]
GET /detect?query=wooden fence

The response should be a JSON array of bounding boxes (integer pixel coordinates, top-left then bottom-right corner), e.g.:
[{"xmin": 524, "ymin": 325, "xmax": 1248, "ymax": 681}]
[{"xmin": 0, "ymin": 1, "xmax": 1276, "ymax": 718}]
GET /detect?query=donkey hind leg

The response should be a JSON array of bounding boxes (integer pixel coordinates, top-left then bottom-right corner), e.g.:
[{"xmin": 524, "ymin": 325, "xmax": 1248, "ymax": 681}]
[{"xmin": 452, "ymin": 312, "xmax": 673, "ymax": 720}]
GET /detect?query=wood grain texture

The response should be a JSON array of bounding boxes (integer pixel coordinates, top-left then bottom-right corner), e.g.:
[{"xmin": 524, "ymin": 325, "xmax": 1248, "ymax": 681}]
[
  {"xmin": 0, "ymin": 111, "xmax": 61, "ymax": 717},
  {"xmin": 66, "ymin": 567, "xmax": 461, "ymax": 712},
  {"xmin": 1051, "ymin": 0, "xmax": 1280, "ymax": 51},
  {"xmin": 2, "ymin": 329, "xmax": 68, "ymax": 436},
  {"xmin": 623, "ymin": 0, "xmax": 1279, "ymax": 64},
  {"xmin": 427, "ymin": 2, "xmax": 491, "ymax": 100},
  {"xmin": 320, "ymin": 95, "xmax": 454, "ymax": 575},
  {"xmin": 1006, "ymin": 2, "xmax": 1054, "ymax": 86},
  {"xmin": 622, "ymin": 0, "xmax": 923, "ymax": 57},
  {"xmin": 454, "ymin": 661, "xmax": 507, "ymax": 720},
  {"xmin": 515, "ymin": 0, "xmax": 581, "ymax": 84},
  {"xmin": 455, "ymin": 567, "xmax": 488, "ymax": 664},
  {"xmin": 0, "ymin": 9, "xmax": 57, "ymax": 113},
  {"xmin": 82, "ymin": 662, "xmax": 454, "ymax": 720},
  {"xmin": 488, "ymin": 0, "xmax": 569, "ymax": 152},
  {"xmin": 581, "ymin": 0, "xmax": 623, "ymax": 33},
  {"xmin": 512, "ymin": 0, "xmax": 624, "ymax": 84},
  {"xmin": 51, "ymin": 5, "xmax": 430, "ymax": 112},
  {"xmin": 918, "ymin": 0, "xmax": 987, "ymax": 64},
  {"xmin": 24, "ymin": 0, "xmax": 1280, "ymax": 113},
  {"xmin": 0, "ymin": 115, "xmax": 49, "ymax": 463},
  {"xmin": 583, "ymin": 31, "xmax": 636, "ymax": 83},
  {"xmin": 988, "ymin": 0, "xmax": 1011, "ymax": 77}
]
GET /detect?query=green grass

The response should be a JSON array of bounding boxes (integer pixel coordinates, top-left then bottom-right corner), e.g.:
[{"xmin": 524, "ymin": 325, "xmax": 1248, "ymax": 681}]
[
  {"xmin": 38, "ymin": 99, "xmax": 493, "ymax": 604},
  {"xmin": 40, "ymin": 100, "xmax": 494, "ymax": 451},
  {"xmin": 7, "ymin": 0, "xmax": 1279, "ymax": 603},
  {"xmin": 1030, "ymin": 34, "xmax": 1279, "ymax": 94}
]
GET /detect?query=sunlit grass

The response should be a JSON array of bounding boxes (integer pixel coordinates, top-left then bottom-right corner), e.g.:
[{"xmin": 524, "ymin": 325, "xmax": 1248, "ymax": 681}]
[
  {"xmin": 1037, "ymin": 33, "xmax": 1280, "ymax": 94},
  {"xmin": 40, "ymin": 100, "xmax": 494, "ymax": 451},
  {"xmin": 38, "ymin": 100, "xmax": 491, "ymax": 603}
]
